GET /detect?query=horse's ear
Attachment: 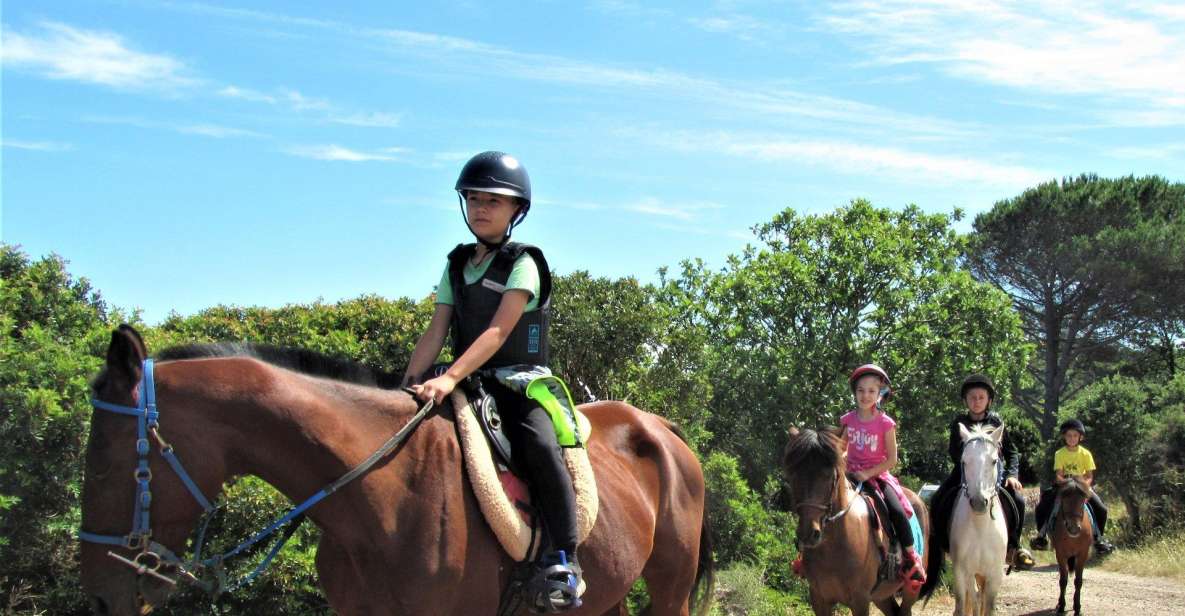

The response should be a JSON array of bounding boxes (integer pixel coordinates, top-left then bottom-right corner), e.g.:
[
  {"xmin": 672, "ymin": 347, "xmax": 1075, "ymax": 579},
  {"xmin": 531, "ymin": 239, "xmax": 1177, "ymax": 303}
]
[
  {"xmin": 105, "ymin": 324, "xmax": 147, "ymax": 392},
  {"xmin": 787, "ymin": 425, "xmax": 800, "ymax": 438},
  {"xmin": 991, "ymin": 425, "xmax": 1005, "ymax": 445},
  {"xmin": 958, "ymin": 422, "xmax": 972, "ymax": 442}
]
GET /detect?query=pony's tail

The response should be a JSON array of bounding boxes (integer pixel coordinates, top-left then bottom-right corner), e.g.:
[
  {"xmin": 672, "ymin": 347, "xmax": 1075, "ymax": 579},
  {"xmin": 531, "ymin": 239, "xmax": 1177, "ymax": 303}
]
[
  {"xmin": 919, "ymin": 532, "xmax": 945, "ymax": 601},
  {"xmin": 689, "ymin": 500, "xmax": 716, "ymax": 616},
  {"xmin": 654, "ymin": 420, "xmax": 715, "ymax": 616}
]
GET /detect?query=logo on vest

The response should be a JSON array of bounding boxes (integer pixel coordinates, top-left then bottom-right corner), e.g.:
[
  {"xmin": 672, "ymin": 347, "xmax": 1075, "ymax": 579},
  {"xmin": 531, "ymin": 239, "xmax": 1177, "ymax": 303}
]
[
  {"xmin": 528, "ymin": 324, "xmax": 540, "ymax": 353},
  {"xmin": 482, "ymin": 278, "xmax": 507, "ymax": 293}
]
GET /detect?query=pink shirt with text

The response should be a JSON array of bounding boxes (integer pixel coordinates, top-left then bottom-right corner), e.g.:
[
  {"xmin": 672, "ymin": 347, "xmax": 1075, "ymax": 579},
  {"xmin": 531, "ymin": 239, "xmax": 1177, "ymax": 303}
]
[{"xmin": 841, "ymin": 410, "xmax": 896, "ymax": 472}]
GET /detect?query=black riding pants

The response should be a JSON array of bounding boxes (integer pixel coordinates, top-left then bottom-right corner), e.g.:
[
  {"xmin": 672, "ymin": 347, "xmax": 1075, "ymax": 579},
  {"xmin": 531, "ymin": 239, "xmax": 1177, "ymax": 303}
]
[
  {"xmin": 869, "ymin": 479, "xmax": 914, "ymax": 548},
  {"xmin": 487, "ymin": 379, "xmax": 579, "ymax": 555},
  {"xmin": 1036, "ymin": 487, "xmax": 1108, "ymax": 537}
]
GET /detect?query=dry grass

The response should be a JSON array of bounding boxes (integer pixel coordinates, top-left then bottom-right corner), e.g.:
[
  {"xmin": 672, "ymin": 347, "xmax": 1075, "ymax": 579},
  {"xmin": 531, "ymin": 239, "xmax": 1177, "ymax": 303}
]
[{"xmin": 1097, "ymin": 529, "xmax": 1185, "ymax": 581}]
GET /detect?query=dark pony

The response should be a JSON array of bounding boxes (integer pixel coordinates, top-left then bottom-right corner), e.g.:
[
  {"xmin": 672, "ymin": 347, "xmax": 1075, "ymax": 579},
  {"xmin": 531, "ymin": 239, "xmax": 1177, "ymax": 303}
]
[
  {"xmin": 80, "ymin": 325, "xmax": 713, "ymax": 616},
  {"xmin": 783, "ymin": 426, "xmax": 932, "ymax": 616},
  {"xmin": 1052, "ymin": 477, "xmax": 1093, "ymax": 616}
]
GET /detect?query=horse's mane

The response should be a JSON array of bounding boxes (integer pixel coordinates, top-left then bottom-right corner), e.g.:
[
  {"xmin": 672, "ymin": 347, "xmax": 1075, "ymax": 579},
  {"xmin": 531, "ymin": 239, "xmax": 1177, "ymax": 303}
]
[
  {"xmin": 156, "ymin": 343, "xmax": 404, "ymax": 389},
  {"xmin": 782, "ymin": 427, "xmax": 844, "ymax": 478}
]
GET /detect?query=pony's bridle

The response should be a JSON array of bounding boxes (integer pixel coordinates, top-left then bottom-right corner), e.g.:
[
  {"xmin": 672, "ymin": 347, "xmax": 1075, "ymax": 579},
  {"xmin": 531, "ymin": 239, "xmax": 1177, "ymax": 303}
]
[
  {"xmin": 1056, "ymin": 480, "xmax": 1089, "ymax": 537},
  {"xmin": 959, "ymin": 433, "xmax": 999, "ymax": 519},
  {"xmin": 79, "ymin": 358, "xmax": 437, "ymax": 598},
  {"xmin": 79, "ymin": 359, "xmax": 215, "ymax": 590},
  {"xmin": 793, "ymin": 469, "xmax": 860, "ymax": 531}
]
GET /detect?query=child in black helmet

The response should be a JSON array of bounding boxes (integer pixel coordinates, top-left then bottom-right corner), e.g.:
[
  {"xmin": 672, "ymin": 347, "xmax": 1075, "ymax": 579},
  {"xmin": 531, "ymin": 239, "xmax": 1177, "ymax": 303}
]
[
  {"xmin": 401, "ymin": 151, "xmax": 584, "ymax": 610},
  {"xmin": 929, "ymin": 374, "xmax": 1034, "ymax": 570},
  {"xmin": 1030, "ymin": 419, "xmax": 1115, "ymax": 554}
]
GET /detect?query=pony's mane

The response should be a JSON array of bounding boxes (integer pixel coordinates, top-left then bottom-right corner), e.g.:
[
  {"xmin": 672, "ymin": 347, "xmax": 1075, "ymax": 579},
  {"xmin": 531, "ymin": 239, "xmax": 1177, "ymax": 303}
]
[
  {"xmin": 156, "ymin": 343, "xmax": 404, "ymax": 389},
  {"xmin": 782, "ymin": 427, "xmax": 844, "ymax": 478}
]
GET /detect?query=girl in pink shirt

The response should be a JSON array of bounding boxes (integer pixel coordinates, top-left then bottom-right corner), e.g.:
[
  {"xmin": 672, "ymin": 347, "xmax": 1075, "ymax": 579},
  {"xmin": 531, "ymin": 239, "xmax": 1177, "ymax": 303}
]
[{"xmin": 841, "ymin": 364, "xmax": 925, "ymax": 590}]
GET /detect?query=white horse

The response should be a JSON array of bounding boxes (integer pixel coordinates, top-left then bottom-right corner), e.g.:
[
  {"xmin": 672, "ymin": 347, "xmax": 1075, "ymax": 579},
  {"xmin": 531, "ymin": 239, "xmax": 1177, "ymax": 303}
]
[{"xmin": 949, "ymin": 424, "xmax": 1008, "ymax": 616}]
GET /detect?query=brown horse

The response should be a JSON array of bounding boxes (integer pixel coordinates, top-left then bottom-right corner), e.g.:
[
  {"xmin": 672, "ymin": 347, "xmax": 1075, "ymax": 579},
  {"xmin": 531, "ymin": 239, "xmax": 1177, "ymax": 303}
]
[
  {"xmin": 782, "ymin": 427, "xmax": 932, "ymax": 616},
  {"xmin": 79, "ymin": 325, "xmax": 713, "ymax": 615},
  {"xmin": 1051, "ymin": 478, "xmax": 1092, "ymax": 615}
]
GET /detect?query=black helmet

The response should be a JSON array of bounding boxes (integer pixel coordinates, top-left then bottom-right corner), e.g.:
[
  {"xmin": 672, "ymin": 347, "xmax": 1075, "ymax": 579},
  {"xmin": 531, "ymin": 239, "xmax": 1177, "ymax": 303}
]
[
  {"xmin": 1059, "ymin": 418, "xmax": 1086, "ymax": 437},
  {"xmin": 455, "ymin": 151, "xmax": 531, "ymax": 205},
  {"xmin": 960, "ymin": 373, "xmax": 996, "ymax": 400},
  {"xmin": 455, "ymin": 151, "xmax": 531, "ymax": 247}
]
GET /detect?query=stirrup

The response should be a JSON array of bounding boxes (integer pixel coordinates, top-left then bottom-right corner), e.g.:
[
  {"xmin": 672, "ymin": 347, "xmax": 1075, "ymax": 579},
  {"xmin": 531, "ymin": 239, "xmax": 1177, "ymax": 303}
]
[{"xmin": 527, "ymin": 551, "xmax": 583, "ymax": 614}]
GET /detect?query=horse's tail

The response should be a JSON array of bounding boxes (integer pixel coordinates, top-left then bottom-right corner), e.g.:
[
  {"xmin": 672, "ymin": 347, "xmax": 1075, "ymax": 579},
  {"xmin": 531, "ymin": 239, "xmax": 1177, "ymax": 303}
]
[
  {"xmin": 919, "ymin": 534, "xmax": 944, "ymax": 600},
  {"xmin": 689, "ymin": 500, "xmax": 716, "ymax": 616},
  {"xmin": 658, "ymin": 420, "xmax": 715, "ymax": 616}
]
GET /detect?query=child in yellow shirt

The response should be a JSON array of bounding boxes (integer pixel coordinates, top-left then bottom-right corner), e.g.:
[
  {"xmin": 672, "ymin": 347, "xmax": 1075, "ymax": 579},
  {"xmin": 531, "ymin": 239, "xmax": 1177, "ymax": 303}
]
[{"xmin": 1030, "ymin": 419, "xmax": 1115, "ymax": 553}]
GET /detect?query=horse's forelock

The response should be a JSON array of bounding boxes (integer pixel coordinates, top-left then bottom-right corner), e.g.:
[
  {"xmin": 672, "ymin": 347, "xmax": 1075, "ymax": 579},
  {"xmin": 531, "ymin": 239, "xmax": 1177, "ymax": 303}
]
[{"xmin": 783, "ymin": 428, "xmax": 843, "ymax": 480}]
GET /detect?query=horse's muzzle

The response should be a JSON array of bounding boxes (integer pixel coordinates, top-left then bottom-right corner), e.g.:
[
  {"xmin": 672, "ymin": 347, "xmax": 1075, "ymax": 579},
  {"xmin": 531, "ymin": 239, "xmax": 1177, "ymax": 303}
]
[
  {"xmin": 798, "ymin": 527, "xmax": 824, "ymax": 549},
  {"xmin": 970, "ymin": 495, "xmax": 989, "ymax": 513}
]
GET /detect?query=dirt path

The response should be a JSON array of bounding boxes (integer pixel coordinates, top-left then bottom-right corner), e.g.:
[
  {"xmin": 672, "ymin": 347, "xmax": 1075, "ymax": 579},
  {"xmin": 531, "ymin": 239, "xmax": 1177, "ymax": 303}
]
[{"xmin": 913, "ymin": 563, "xmax": 1185, "ymax": 616}]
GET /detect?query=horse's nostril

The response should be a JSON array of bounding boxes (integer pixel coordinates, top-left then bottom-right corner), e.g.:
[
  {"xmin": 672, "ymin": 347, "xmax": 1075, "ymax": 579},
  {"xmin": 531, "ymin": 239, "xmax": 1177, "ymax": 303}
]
[{"xmin": 90, "ymin": 595, "xmax": 109, "ymax": 615}]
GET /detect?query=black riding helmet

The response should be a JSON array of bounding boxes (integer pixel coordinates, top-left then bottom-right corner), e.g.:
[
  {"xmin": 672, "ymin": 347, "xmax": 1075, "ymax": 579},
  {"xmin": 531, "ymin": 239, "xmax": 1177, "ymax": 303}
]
[
  {"xmin": 1059, "ymin": 418, "xmax": 1086, "ymax": 438},
  {"xmin": 960, "ymin": 373, "xmax": 996, "ymax": 401},
  {"xmin": 455, "ymin": 151, "xmax": 531, "ymax": 249}
]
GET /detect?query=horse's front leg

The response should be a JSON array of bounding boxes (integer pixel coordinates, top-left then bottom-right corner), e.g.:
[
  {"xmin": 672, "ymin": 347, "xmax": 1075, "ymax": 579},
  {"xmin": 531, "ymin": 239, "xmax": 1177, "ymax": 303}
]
[
  {"xmin": 874, "ymin": 596, "xmax": 902, "ymax": 616},
  {"xmin": 1073, "ymin": 559, "xmax": 1085, "ymax": 615},
  {"xmin": 807, "ymin": 584, "xmax": 835, "ymax": 616},
  {"xmin": 1055, "ymin": 559, "xmax": 1069, "ymax": 614}
]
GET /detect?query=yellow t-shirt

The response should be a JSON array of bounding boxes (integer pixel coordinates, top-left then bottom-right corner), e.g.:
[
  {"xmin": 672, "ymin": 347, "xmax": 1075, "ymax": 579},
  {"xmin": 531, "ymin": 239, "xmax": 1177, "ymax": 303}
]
[{"xmin": 1054, "ymin": 445, "xmax": 1096, "ymax": 476}]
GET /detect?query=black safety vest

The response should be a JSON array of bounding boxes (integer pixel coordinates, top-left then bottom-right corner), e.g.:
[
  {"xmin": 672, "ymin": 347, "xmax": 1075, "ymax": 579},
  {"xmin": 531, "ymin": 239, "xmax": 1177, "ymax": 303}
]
[{"xmin": 446, "ymin": 242, "xmax": 552, "ymax": 369}]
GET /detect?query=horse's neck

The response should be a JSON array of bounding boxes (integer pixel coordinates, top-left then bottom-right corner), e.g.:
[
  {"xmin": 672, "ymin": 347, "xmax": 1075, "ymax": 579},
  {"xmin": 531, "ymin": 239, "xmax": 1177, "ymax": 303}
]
[{"xmin": 202, "ymin": 368, "xmax": 420, "ymax": 506}]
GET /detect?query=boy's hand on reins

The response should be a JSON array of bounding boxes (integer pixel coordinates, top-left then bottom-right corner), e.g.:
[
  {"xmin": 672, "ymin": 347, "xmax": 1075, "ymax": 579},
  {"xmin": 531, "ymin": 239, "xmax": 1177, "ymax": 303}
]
[{"xmin": 411, "ymin": 374, "xmax": 458, "ymax": 404}]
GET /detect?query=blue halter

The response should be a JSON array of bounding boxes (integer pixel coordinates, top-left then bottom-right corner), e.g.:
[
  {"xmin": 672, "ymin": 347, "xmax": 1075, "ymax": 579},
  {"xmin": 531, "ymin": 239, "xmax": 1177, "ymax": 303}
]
[{"xmin": 79, "ymin": 358, "xmax": 437, "ymax": 596}]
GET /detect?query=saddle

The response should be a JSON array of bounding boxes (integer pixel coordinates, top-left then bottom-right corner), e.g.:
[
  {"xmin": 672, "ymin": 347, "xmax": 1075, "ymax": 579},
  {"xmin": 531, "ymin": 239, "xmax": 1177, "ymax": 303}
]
[
  {"xmin": 450, "ymin": 388, "xmax": 598, "ymax": 562},
  {"xmin": 460, "ymin": 375, "xmax": 520, "ymax": 476},
  {"xmin": 855, "ymin": 482, "xmax": 901, "ymax": 585}
]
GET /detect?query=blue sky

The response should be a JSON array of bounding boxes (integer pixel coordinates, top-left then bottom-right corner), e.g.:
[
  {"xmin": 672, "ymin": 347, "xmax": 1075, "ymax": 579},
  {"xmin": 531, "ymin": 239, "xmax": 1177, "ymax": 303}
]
[{"xmin": 3, "ymin": 1, "xmax": 1183, "ymax": 324}]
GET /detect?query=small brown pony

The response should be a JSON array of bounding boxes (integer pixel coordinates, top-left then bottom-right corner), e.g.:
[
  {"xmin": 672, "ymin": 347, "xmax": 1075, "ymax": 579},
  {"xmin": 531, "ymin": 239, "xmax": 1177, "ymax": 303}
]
[
  {"xmin": 1051, "ymin": 477, "xmax": 1093, "ymax": 616},
  {"xmin": 79, "ymin": 325, "xmax": 713, "ymax": 615},
  {"xmin": 783, "ymin": 427, "xmax": 933, "ymax": 616}
]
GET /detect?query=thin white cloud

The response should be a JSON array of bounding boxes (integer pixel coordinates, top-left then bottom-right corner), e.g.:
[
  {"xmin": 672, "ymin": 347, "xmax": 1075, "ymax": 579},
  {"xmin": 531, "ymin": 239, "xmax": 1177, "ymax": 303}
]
[
  {"xmin": 218, "ymin": 85, "xmax": 278, "ymax": 104},
  {"xmin": 640, "ymin": 128, "xmax": 1048, "ymax": 187},
  {"xmin": 1, "ymin": 21, "xmax": 196, "ymax": 90},
  {"xmin": 145, "ymin": 3, "xmax": 981, "ymax": 140},
  {"xmin": 177, "ymin": 124, "xmax": 264, "ymax": 138},
  {"xmin": 1108, "ymin": 143, "xmax": 1185, "ymax": 159},
  {"xmin": 819, "ymin": 1, "xmax": 1185, "ymax": 110},
  {"xmin": 688, "ymin": 14, "xmax": 772, "ymax": 42},
  {"xmin": 625, "ymin": 197, "xmax": 727, "ymax": 221},
  {"xmin": 533, "ymin": 198, "xmax": 604, "ymax": 211},
  {"xmin": 82, "ymin": 115, "xmax": 263, "ymax": 139},
  {"xmin": 1, "ymin": 139, "xmax": 74, "ymax": 151},
  {"xmin": 284, "ymin": 144, "xmax": 398, "ymax": 162},
  {"xmin": 329, "ymin": 112, "xmax": 403, "ymax": 128}
]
